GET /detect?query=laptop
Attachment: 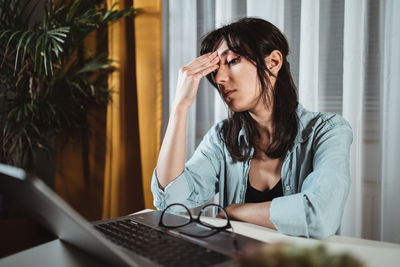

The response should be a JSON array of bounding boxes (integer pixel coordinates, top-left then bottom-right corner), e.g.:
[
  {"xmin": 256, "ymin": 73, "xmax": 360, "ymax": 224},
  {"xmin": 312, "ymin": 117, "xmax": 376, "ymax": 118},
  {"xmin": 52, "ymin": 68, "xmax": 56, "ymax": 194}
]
[{"xmin": 0, "ymin": 164, "xmax": 264, "ymax": 266}]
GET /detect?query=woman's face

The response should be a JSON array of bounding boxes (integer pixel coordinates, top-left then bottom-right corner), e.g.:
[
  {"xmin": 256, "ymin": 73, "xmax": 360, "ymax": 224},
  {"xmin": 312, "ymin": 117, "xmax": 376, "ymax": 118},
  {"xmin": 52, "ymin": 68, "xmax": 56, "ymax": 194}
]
[{"xmin": 214, "ymin": 41, "xmax": 262, "ymax": 112}]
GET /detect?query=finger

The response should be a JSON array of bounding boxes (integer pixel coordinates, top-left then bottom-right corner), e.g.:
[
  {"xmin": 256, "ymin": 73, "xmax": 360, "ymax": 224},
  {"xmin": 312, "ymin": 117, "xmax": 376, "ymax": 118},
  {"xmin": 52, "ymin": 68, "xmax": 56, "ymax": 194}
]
[
  {"xmin": 197, "ymin": 56, "xmax": 219, "ymax": 70},
  {"xmin": 188, "ymin": 52, "xmax": 212, "ymax": 65},
  {"xmin": 210, "ymin": 56, "xmax": 220, "ymax": 64},
  {"xmin": 190, "ymin": 55, "xmax": 219, "ymax": 77},
  {"xmin": 189, "ymin": 51, "xmax": 218, "ymax": 69},
  {"xmin": 199, "ymin": 51, "xmax": 219, "ymax": 66},
  {"xmin": 194, "ymin": 65, "xmax": 219, "ymax": 79},
  {"xmin": 203, "ymin": 51, "xmax": 219, "ymax": 62},
  {"xmin": 199, "ymin": 64, "xmax": 219, "ymax": 78},
  {"xmin": 193, "ymin": 64, "xmax": 219, "ymax": 80}
]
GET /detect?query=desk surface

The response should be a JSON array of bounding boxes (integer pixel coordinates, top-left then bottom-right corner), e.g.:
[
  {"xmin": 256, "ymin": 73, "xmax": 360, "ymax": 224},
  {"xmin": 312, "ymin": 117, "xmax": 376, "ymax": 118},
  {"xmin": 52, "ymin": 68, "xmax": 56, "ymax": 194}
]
[
  {"xmin": 228, "ymin": 219, "xmax": 400, "ymax": 267},
  {"xmin": 1, "ymin": 210, "xmax": 400, "ymax": 267}
]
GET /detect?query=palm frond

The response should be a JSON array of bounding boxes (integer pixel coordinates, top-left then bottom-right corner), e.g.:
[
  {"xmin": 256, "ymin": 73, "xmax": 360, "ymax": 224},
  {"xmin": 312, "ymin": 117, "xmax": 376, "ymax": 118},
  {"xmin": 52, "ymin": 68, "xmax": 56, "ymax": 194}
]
[
  {"xmin": 1, "ymin": 30, "xmax": 21, "ymax": 66},
  {"xmin": 14, "ymin": 30, "xmax": 32, "ymax": 71},
  {"xmin": 74, "ymin": 52, "xmax": 109, "ymax": 75},
  {"xmin": 0, "ymin": 0, "xmax": 137, "ymax": 170}
]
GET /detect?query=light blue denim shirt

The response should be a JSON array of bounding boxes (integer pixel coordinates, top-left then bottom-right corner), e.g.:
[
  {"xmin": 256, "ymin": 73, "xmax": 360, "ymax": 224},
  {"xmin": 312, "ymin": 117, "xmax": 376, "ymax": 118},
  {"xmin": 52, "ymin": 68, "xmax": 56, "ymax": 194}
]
[{"xmin": 151, "ymin": 104, "xmax": 353, "ymax": 239}]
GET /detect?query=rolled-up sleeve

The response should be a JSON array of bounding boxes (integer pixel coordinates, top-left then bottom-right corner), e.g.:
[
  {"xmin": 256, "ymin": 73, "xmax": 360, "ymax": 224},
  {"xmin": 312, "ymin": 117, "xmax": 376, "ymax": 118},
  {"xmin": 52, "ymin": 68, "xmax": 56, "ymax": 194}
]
[
  {"xmin": 151, "ymin": 123, "xmax": 224, "ymax": 210},
  {"xmin": 270, "ymin": 118, "xmax": 353, "ymax": 238}
]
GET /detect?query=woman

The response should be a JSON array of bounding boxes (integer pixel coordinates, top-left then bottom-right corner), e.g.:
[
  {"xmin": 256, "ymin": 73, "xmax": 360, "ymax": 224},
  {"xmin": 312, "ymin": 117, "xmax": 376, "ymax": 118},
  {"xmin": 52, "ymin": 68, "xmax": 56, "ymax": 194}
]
[{"xmin": 151, "ymin": 18, "xmax": 353, "ymax": 239}]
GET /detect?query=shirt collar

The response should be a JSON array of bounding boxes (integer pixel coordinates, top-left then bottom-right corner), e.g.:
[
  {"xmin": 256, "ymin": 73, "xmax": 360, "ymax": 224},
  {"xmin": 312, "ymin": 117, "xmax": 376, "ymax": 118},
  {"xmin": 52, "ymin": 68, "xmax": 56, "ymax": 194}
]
[{"xmin": 294, "ymin": 103, "xmax": 313, "ymax": 144}]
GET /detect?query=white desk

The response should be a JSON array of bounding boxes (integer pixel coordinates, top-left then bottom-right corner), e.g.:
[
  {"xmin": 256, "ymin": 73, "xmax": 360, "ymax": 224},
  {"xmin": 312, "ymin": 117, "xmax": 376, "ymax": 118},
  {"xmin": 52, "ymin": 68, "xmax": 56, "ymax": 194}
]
[
  {"xmin": 227, "ymin": 219, "xmax": 400, "ymax": 267},
  {"xmin": 1, "ymin": 211, "xmax": 400, "ymax": 267}
]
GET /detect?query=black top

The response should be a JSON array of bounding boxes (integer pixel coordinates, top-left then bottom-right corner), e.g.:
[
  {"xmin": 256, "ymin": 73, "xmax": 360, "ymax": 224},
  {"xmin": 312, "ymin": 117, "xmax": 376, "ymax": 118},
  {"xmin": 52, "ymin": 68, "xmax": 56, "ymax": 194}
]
[{"xmin": 245, "ymin": 178, "xmax": 283, "ymax": 203}]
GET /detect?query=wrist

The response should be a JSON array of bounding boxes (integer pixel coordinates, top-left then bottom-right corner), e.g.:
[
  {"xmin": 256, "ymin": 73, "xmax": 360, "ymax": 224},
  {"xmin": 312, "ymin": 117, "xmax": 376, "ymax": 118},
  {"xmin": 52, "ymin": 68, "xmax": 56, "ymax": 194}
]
[
  {"xmin": 172, "ymin": 100, "xmax": 191, "ymax": 114},
  {"xmin": 225, "ymin": 203, "xmax": 242, "ymax": 220}
]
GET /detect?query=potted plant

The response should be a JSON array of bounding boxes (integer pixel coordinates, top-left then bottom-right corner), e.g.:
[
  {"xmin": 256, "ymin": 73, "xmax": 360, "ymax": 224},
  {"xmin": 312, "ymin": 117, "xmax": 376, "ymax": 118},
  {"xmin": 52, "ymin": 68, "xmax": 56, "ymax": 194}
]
[
  {"xmin": 0, "ymin": 0, "xmax": 136, "ymax": 256},
  {"xmin": 0, "ymin": 0, "xmax": 135, "ymax": 174}
]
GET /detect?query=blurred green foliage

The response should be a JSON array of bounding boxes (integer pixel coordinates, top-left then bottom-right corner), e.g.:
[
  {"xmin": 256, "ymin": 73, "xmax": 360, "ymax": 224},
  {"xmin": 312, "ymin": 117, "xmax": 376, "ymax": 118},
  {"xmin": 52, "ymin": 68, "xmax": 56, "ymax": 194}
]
[
  {"xmin": 236, "ymin": 243, "xmax": 364, "ymax": 267},
  {"xmin": 0, "ymin": 0, "xmax": 135, "ymax": 171}
]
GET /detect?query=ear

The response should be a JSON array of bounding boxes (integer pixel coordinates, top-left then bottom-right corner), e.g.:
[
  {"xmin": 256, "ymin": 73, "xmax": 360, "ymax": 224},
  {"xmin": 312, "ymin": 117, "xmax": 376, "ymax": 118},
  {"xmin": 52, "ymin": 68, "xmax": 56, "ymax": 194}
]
[{"xmin": 265, "ymin": 50, "xmax": 283, "ymax": 76}]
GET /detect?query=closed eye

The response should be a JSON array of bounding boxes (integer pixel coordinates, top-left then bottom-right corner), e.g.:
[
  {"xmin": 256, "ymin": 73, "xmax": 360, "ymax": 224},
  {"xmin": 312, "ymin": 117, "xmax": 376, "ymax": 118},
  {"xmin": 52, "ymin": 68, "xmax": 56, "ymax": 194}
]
[
  {"xmin": 211, "ymin": 55, "xmax": 241, "ymax": 80},
  {"xmin": 227, "ymin": 56, "xmax": 241, "ymax": 65}
]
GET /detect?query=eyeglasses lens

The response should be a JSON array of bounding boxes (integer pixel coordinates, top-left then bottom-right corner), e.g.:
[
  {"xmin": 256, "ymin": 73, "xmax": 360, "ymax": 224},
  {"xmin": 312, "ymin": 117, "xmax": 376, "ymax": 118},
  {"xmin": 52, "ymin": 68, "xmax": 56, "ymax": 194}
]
[
  {"xmin": 199, "ymin": 205, "xmax": 228, "ymax": 228},
  {"xmin": 161, "ymin": 204, "xmax": 191, "ymax": 227}
]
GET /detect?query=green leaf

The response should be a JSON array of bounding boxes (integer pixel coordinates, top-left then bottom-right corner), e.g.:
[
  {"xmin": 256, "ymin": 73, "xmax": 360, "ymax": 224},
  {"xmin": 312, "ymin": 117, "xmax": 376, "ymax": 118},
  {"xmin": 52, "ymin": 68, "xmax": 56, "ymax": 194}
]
[
  {"xmin": 14, "ymin": 30, "xmax": 31, "ymax": 71},
  {"xmin": 34, "ymin": 33, "xmax": 45, "ymax": 71},
  {"xmin": 30, "ymin": 123, "xmax": 41, "ymax": 136},
  {"xmin": 21, "ymin": 128, "xmax": 34, "ymax": 153},
  {"xmin": 75, "ymin": 62, "xmax": 109, "ymax": 75},
  {"xmin": 21, "ymin": 31, "xmax": 36, "ymax": 64},
  {"xmin": 71, "ymin": 81, "xmax": 88, "ymax": 97},
  {"xmin": 51, "ymin": 39, "xmax": 62, "ymax": 58},
  {"xmin": 48, "ymin": 34, "xmax": 66, "ymax": 44},
  {"xmin": 0, "ymin": 29, "xmax": 13, "ymax": 40},
  {"xmin": 1, "ymin": 30, "xmax": 21, "ymax": 66},
  {"xmin": 48, "ymin": 27, "xmax": 70, "ymax": 35},
  {"xmin": 66, "ymin": 0, "xmax": 81, "ymax": 23},
  {"xmin": 47, "ymin": 39, "xmax": 53, "ymax": 75},
  {"xmin": 74, "ymin": 52, "xmax": 109, "ymax": 75},
  {"xmin": 48, "ymin": 104, "xmax": 56, "ymax": 115},
  {"xmin": 26, "ymin": 103, "xmax": 34, "ymax": 113},
  {"xmin": 102, "ymin": 2, "xmax": 119, "ymax": 21},
  {"xmin": 17, "ymin": 109, "xmax": 22, "ymax": 121},
  {"xmin": 8, "ymin": 106, "xmax": 18, "ymax": 119},
  {"xmin": 48, "ymin": 32, "xmax": 67, "ymax": 38},
  {"xmin": 43, "ymin": 42, "xmax": 48, "ymax": 75}
]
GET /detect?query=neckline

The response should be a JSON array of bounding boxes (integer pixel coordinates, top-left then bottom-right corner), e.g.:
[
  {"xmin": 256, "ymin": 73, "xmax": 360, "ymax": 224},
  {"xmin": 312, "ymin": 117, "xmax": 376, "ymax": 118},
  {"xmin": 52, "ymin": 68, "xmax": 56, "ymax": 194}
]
[{"xmin": 247, "ymin": 178, "xmax": 282, "ymax": 193}]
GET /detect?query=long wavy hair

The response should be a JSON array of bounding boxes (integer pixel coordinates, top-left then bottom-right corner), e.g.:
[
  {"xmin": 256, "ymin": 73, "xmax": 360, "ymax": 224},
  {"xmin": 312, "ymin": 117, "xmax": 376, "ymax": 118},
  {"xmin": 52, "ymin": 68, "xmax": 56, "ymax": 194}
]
[{"xmin": 200, "ymin": 17, "xmax": 298, "ymax": 161}]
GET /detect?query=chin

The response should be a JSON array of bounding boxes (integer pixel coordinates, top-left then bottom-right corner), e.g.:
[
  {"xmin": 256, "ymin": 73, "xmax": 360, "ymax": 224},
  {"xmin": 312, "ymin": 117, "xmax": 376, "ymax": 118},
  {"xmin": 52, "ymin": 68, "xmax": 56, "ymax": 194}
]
[{"xmin": 227, "ymin": 102, "xmax": 247, "ymax": 113}]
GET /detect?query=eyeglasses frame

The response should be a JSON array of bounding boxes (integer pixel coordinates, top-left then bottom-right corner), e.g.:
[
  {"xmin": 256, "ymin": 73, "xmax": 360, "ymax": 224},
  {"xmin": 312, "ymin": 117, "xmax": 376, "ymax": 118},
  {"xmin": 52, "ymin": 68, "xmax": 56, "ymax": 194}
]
[{"xmin": 158, "ymin": 203, "xmax": 232, "ymax": 238}]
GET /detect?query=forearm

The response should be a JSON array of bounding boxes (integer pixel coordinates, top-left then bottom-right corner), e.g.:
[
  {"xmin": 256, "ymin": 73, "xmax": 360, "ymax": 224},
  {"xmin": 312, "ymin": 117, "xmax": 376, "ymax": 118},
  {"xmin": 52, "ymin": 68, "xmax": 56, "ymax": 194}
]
[
  {"xmin": 156, "ymin": 104, "xmax": 189, "ymax": 189},
  {"xmin": 225, "ymin": 202, "xmax": 276, "ymax": 230},
  {"xmin": 156, "ymin": 52, "xmax": 219, "ymax": 190}
]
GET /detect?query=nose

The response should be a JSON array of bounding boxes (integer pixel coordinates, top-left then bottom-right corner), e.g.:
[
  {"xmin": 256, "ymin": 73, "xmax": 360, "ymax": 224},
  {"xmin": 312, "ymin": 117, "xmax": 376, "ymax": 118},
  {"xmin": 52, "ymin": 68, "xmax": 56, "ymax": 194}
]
[{"xmin": 214, "ymin": 65, "xmax": 229, "ymax": 85}]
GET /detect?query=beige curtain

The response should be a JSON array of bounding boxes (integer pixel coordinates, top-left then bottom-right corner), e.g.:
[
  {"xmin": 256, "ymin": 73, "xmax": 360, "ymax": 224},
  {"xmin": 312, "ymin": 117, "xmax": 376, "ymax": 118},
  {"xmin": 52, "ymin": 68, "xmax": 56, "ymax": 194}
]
[
  {"xmin": 103, "ymin": 0, "xmax": 145, "ymax": 218},
  {"xmin": 133, "ymin": 0, "xmax": 162, "ymax": 209}
]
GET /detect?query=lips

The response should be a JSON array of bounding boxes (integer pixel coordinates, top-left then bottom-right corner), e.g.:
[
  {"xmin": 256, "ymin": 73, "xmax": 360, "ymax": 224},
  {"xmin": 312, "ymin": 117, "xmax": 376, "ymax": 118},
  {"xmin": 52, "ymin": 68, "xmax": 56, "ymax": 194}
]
[{"xmin": 224, "ymin": 90, "xmax": 236, "ymax": 98}]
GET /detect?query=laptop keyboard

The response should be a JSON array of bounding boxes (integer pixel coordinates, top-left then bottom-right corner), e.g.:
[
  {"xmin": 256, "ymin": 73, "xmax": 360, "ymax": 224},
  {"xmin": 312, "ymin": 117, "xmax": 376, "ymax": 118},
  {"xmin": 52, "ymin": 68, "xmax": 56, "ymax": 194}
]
[{"xmin": 94, "ymin": 219, "xmax": 230, "ymax": 266}]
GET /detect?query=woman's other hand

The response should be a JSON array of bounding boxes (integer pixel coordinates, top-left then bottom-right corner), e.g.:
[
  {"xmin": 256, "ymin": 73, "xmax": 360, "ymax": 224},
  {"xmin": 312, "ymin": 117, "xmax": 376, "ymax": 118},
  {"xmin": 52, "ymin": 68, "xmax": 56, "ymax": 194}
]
[
  {"xmin": 217, "ymin": 203, "xmax": 277, "ymax": 230},
  {"xmin": 174, "ymin": 51, "xmax": 219, "ymax": 110},
  {"xmin": 217, "ymin": 203, "xmax": 243, "ymax": 219}
]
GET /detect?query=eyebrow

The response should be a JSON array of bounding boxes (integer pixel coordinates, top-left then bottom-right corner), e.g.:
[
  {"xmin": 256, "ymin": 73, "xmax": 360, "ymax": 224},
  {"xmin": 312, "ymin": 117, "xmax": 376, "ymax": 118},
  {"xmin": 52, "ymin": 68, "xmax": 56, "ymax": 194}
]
[{"xmin": 218, "ymin": 48, "xmax": 230, "ymax": 57}]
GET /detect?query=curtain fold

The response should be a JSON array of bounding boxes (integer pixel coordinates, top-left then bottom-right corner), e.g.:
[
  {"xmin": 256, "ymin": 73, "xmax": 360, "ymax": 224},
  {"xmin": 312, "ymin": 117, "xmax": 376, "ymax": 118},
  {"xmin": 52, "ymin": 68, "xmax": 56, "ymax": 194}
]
[
  {"xmin": 340, "ymin": 0, "xmax": 366, "ymax": 238},
  {"xmin": 134, "ymin": 0, "xmax": 163, "ymax": 209},
  {"xmin": 247, "ymin": 0, "xmax": 284, "ymax": 32},
  {"xmin": 380, "ymin": 0, "xmax": 400, "ymax": 244},
  {"xmin": 169, "ymin": 0, "xmax": 198, "ymax": 158},
  {"xmin": 103, "ymin": 0, "xmax": 144, "ymax": 218},
  {"xmin": 298, "ymin": 0, "xmax": 319, "ymax": 111}
]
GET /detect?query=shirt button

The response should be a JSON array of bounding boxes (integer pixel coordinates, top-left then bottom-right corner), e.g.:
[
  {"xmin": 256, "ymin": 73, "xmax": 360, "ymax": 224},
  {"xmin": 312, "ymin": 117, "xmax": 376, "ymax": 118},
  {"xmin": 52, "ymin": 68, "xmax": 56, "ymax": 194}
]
[{"xmin": 285, "ymin": 185, "xmax": 291, "ymax": 191}]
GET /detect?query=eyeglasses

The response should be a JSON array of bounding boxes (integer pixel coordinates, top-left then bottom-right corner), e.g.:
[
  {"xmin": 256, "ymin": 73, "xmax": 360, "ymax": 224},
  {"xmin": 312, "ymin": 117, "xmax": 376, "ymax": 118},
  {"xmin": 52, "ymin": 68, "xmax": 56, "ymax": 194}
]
[{"xmin": 159, "ymin": 203, "xmax": 233, "ymax": 239}]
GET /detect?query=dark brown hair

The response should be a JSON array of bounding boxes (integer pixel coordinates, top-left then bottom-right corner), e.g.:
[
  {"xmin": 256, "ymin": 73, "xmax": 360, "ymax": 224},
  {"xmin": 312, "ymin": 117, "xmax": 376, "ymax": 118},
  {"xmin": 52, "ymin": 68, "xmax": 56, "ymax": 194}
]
[{"xmin": 200, "ymin": 17, "xmax": 298, "ymax": 161}]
